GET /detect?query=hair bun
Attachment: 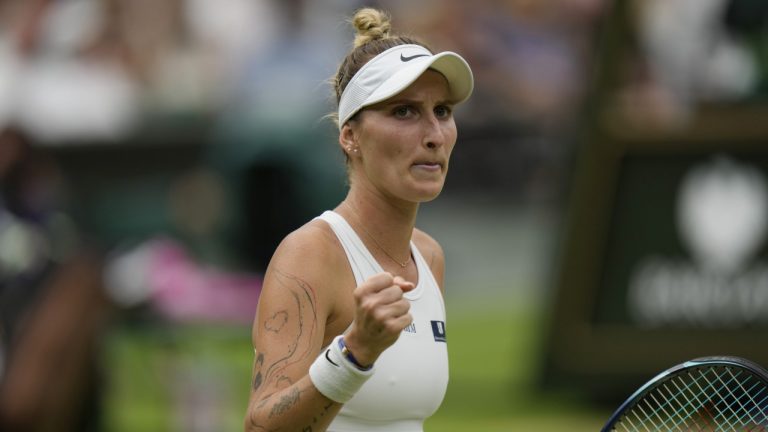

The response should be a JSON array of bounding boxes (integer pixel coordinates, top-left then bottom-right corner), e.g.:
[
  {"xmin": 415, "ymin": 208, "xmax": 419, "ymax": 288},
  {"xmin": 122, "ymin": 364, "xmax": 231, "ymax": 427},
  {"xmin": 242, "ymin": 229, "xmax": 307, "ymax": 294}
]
[{"xmin": 352, "ymin": 8, "xmax": 391, "ymax": 48}]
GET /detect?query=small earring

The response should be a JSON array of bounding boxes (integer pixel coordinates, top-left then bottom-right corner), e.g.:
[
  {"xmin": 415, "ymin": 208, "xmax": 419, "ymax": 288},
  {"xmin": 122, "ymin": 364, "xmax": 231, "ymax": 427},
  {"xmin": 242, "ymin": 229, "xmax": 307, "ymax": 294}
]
[{"xmin": 352, "ymin": 147, "xmax": 358, "ymax": 153}]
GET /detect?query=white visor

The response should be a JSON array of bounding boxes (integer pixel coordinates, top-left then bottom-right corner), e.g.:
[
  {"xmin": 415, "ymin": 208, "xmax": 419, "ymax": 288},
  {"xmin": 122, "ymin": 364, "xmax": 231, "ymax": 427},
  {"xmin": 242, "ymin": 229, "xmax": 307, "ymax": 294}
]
[{"xmin": 337, "ymin": 44, "xmax": 474, "ymax": 127}]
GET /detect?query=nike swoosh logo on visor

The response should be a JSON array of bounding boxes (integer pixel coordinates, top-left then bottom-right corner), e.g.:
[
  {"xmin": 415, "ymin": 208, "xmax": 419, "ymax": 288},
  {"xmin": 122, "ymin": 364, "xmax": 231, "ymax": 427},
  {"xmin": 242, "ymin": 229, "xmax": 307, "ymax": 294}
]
[
  {"xmin": 400, "ymin": 53, "xmax": 429, "ymax": 62},
  {"xmin": 325, "ymin": 349, "xmax": 339, "ymax": 367}
]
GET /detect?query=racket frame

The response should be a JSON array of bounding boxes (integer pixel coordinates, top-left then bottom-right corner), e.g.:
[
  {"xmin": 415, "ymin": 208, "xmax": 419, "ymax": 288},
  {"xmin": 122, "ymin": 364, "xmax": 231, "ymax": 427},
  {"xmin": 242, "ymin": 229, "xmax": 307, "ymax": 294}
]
[{"xmin": 601, "ymin": 356, "xmax": 768, "ymax": 432}]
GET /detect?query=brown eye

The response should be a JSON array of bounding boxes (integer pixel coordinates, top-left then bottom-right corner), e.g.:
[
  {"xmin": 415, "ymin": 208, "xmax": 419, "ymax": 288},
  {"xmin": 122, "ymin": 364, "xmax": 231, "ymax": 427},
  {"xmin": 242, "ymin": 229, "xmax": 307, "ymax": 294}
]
[
  {"xmin": 434, "ymin": 105, "xmax": 452, "ymax": 119},
  {"xmin": 393, "ymin": 105, "xmax": 414, "ymax": 118}
]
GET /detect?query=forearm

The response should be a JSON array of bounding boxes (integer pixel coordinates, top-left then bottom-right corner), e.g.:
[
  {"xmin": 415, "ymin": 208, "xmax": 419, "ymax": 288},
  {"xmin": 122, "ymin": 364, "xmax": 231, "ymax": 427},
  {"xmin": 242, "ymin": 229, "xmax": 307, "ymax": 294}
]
[{"xmin": 245, "ymin": 376, "xmax": 341, "ymax": 432}]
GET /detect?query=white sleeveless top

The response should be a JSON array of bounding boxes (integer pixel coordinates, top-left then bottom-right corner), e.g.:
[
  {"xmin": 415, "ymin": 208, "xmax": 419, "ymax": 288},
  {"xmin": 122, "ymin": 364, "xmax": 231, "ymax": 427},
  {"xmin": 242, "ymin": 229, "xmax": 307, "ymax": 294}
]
[{"xmin": 316, "ymin": 211, "xmax": 449, "ymax": 432}]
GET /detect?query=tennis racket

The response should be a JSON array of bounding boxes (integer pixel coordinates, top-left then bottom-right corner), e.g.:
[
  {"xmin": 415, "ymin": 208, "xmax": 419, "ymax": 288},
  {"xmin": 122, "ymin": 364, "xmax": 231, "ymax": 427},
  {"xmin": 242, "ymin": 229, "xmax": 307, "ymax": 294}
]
[{"xmin": 602, "ymin": 356, "xmax": 768, "ymax": 431}]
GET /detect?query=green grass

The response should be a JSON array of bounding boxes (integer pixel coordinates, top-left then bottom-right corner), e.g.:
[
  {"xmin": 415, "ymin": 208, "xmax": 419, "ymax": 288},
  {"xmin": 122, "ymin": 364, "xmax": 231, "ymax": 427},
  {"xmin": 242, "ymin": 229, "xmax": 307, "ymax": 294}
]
[
  {"xmin": 102, "ymin": 324, "xmax": 253, "ymax": 431},
  {"xmin": 102, "ymin": 299, "xmax": 610, "ymax": 431}
]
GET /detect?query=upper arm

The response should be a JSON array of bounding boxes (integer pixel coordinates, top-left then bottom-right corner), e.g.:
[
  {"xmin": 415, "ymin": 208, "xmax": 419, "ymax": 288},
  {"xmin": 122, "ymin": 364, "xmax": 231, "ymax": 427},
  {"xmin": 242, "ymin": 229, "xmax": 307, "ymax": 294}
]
[
  {"xmin": 249, "ymin": 223, "xmax": 344, "ymax": 399},
  {"xmin": 412, "ymin": 228, "xmax": 446, "ymax": 293}
]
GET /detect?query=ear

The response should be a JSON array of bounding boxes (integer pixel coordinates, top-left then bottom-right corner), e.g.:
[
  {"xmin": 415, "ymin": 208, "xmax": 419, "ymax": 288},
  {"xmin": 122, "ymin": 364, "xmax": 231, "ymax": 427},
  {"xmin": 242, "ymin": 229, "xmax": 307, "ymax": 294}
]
[{"xmin": 338, "ymin": 122, "xmax": 358, "ymax": 156}]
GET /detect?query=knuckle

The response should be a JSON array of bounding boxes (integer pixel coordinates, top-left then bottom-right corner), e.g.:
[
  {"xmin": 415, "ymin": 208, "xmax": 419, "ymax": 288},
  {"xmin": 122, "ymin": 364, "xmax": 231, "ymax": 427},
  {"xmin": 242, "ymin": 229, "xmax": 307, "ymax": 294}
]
[
  {"xmin": 371, "ymin": 308, "xmax": 387, "ymax": 322},
  {"xmin": 376, "ymin": 272, "xmax": 394, "ymax": 286},
  {"xmin": 359, "ymin": 298, "xmax": 376, "ymax": 314},
  {"xmin": 386, "ymin": 321, "xmax": 404, "ymax": 334},
  {"xmin": 395, "ymin": 299, "xmax": 410, "ymax": 312}
]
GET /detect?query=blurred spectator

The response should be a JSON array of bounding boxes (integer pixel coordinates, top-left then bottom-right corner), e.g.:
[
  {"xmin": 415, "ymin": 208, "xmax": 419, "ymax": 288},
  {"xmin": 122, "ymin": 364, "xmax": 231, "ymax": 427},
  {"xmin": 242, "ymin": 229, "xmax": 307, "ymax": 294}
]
[
  {"xmin": 222, "ymin": 0, "xmax": 350, "ymax": 126},
  {"xmin": 0, "ymin": 3, "xmax": 125, "ymax": 429},
  {"xmin": 0, "ymin": 0, "xmax": 610, "ymax": 208},
  {"xmin": 638, "ymin": 0, "xmax": 759, "ymax": 102},
  {"xmin": 0, "ymin": 0, "xmax": 141, "ymax": 143},
  {"xmin": 609, "ymin": 0, "xmax": 768, "ymax": 130},
  {"xmin": 0, "ymin": 126, "xmax": 109, "ymax": 432},
  {"xmin": 722, "ymin": 0, "xmax": 768, "ymax": 97}
]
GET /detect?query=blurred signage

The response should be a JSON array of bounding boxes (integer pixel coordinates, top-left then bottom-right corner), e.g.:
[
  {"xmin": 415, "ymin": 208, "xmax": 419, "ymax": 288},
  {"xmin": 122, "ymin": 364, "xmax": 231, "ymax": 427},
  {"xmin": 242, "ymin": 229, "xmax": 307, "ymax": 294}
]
[
  {"xmin": 593, "ymin": 154, "xmax": 768, "ymax": 329},
  {"xmin": 542, "ymin": 139, "xmax": 768, "ymax": 404},
  {"xmin": 629, "ymin": 157, "xmax": 768, "ymax": 328}
]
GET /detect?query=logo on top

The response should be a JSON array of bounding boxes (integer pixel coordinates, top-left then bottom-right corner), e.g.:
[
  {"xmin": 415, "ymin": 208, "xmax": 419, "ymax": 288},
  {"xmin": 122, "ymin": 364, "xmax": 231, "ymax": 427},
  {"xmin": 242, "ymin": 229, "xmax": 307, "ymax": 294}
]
[
  {"xmin": 431, "ymin": 320, "xmax": 446, "ymax": 342},
  {"xmin": 400, "ymin": 53, "xmax": 429, "ymax": 62}
]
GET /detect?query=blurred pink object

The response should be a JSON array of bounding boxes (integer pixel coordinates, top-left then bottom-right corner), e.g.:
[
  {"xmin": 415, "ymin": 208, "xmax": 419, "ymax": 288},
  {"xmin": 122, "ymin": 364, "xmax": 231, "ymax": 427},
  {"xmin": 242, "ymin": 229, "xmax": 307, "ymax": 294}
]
[{"xmin": 146, "ymin": 239, "xmax": 262, "ymax": 325}]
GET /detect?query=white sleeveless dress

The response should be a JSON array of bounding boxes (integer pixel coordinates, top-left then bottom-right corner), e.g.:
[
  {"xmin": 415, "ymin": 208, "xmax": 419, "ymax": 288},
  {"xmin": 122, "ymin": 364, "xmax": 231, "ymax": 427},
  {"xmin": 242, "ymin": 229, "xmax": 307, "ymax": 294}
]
[{"xmin": 315, "ymin": 211, "xmax": 449, "ymax": 432}]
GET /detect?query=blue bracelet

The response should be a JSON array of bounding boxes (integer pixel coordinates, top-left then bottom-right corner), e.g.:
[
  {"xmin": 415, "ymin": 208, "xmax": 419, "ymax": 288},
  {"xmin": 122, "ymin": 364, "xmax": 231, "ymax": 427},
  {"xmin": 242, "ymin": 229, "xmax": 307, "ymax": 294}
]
[{"xmin": 338, "ymin": 337, "xmax": 373, "ymax": 371}]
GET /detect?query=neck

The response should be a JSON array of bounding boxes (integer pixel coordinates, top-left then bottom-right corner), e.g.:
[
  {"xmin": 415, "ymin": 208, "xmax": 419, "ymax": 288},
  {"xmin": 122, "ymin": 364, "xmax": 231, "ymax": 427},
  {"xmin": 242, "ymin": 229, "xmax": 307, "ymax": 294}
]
[{"xmin": 337, "ymin": 188, "xmax": 418, "ymax": 264}]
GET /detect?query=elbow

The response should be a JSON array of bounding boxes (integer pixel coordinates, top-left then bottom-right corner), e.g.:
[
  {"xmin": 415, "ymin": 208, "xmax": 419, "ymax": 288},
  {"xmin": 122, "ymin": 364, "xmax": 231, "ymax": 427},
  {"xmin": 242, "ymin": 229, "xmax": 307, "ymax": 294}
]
[
  {"xmin": 244, "ymin": 405, "xmax": 280, "ymax": 432},
  {"xmin": 244, "ymin": 409, "xmax": 264, "ymax": 432}
]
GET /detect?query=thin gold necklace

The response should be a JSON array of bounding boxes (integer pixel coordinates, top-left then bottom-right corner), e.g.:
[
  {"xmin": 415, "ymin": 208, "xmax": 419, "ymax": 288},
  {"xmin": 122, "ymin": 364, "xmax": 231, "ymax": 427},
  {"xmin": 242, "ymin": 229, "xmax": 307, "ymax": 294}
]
[{"xmin": 346, "ymin": 203, "xmax": 412, "ymax": 268}]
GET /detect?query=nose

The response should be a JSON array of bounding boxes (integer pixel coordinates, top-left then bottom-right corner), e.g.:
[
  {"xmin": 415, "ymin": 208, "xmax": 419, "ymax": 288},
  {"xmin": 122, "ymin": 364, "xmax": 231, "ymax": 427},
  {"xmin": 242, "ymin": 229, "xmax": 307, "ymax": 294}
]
[{"xmin": 423, "ymin": 114, "xmax": 446, "ymax": 150}]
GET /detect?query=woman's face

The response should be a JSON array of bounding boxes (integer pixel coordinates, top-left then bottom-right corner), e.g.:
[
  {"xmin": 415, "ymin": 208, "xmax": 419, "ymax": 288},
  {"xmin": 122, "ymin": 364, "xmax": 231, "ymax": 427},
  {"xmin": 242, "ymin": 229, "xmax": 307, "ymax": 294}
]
[{"xmin": 343, "ymin": 69, "xmax": 458, "ymax": 203}]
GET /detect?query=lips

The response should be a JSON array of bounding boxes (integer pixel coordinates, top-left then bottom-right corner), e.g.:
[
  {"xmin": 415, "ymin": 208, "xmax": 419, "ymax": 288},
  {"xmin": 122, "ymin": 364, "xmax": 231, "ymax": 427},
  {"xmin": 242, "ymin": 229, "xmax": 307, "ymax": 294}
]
[
  {"xmin": 411, "ymin": 160, "xmax": 444, "ymax": 176},
  {"xmin": 412, "ymin": 160, "xmax": 443, "ymax": 168}
]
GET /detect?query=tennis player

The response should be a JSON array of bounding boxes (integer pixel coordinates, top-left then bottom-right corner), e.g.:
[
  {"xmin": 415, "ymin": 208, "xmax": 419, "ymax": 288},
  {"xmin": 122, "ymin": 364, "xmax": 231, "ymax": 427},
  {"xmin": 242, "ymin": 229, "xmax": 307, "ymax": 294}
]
[{"xmin": 244, "ymin": 7, "xmax": 473, "ymax": 432}]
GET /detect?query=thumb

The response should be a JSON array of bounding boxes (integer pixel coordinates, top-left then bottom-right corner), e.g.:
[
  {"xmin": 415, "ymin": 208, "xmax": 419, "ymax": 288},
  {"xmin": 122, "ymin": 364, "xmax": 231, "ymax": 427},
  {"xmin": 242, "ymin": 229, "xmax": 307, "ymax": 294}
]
[{"xmin": 393, "ymin": 276, "xmax": 415, "ymax": 292}]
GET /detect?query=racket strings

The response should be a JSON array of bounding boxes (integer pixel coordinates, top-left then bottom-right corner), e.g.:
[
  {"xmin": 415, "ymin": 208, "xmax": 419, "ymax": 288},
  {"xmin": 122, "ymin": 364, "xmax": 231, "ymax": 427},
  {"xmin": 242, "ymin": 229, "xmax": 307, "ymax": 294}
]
[{"xmin": 614, "ymin": 365, "xmax": 768, "ymax": 431}]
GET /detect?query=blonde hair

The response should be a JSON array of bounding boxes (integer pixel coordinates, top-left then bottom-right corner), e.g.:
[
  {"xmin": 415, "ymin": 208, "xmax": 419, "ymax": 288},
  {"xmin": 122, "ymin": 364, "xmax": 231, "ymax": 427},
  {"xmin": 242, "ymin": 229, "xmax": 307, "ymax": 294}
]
[{"xmin": 351, "ymin": 8, "xmax": 392, "ymax": 48}]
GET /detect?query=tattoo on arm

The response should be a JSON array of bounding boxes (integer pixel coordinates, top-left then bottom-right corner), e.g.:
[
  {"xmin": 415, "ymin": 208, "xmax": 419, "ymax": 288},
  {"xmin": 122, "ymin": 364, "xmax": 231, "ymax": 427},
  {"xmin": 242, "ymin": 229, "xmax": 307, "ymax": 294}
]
[
  {"xmin": 300, "ymin": 401, "xmax": 334, "ymax": 431},
  {"xmin": 269, "ymin": 387, "xmax": 301, "ymax": 417},
  {"xmin": 276, "ymin": 375, "xmax": 293, "ymax": 388},
  {"xmin": 265, "ymin": 311, "xmax": 288, "ymax": 333},
  {"xmin": 257, "ymin": 269, "xmax": 319, "ymax": 391},
  {"xmin": 249, "ymin": 270, "xmax": 326, "ymax": 428},
  {"xmin": 252, "ymin": 352, "xmax": 265, "ymax": 391},
  {"xmin": 250, "ymin": 385, "xmax": 335, "ymax": 431}
]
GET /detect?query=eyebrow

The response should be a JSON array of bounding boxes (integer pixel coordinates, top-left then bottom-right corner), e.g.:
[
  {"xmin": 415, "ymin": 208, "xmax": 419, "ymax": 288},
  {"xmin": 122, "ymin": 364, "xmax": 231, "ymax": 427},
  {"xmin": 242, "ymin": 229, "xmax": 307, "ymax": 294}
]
[{"xmin": 381, "ymin": 98, "xmax": 453, "ymax": 107}]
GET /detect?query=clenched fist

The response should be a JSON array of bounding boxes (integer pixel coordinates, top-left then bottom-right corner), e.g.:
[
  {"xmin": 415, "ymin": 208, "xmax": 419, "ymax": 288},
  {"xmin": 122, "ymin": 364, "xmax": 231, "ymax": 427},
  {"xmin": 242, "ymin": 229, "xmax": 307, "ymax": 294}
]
[{"xmin": 342, "ymin": 272, "xmax": 415, "ymax": 367}]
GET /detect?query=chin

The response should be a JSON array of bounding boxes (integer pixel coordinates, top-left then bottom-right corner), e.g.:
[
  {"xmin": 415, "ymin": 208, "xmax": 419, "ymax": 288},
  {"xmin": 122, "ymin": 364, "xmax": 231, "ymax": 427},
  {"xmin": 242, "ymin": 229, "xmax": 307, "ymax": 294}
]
[
  {"xmin": 411, "ymin": 186, "xmax": 444, "ymax": 203},
  {"xmin": 418, "ymin": 194, "xmax": 441, "ymax": 203}
]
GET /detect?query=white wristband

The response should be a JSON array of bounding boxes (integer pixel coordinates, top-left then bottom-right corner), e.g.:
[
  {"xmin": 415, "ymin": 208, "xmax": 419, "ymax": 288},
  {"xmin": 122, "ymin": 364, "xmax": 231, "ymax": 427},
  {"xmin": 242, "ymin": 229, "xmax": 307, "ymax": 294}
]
[{"xmin": 309, "ymin": 335, "xmax": 374, "ymax": 403}]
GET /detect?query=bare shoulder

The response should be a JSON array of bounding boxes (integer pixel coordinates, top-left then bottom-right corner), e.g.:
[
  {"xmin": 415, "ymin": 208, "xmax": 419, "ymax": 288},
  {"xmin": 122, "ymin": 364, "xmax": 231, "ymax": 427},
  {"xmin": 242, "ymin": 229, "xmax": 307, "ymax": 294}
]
[
  {"xmin": 270, "ymin": 218, "xmax": 346, "ymax": 273},
  {"xmin": 262, "ymin": 218, "xmax": 347, "ymax": 313},
  {"xmin": 412, "ymin": 228, "xmax": 446, "ymax": 290}
]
